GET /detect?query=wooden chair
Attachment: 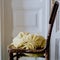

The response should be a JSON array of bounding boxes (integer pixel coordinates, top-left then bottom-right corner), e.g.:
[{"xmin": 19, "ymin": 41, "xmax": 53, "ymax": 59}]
[{"xmin": 8, "ymin": 1, "xmax": 59, "ymax": 60}]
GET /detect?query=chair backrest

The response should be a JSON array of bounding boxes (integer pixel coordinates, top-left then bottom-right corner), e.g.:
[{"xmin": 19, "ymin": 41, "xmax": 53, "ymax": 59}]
[{"xmin": 46, "ymin": 1, "xmax": 59, "ymax": 49}]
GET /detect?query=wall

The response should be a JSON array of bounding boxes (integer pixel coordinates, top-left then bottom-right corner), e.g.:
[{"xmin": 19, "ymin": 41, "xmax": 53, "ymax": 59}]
[
  {"xmin": 1, "ymin": 0, "xmax": 5, "ymax": 60},
  {"xmin": 0, "ymin": 0, "xmax": 1, "ymax": 59}
]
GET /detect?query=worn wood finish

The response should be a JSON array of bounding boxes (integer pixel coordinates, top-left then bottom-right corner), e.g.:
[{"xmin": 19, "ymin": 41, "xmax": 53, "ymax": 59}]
[
  {"xmin": 9, "ymin": 52, "xmax": 13, "ymax": 60},
  {"xmin": 8, "ymin": 1, "xmax": 59, "ymax": 60},
  {"xmin": 46, "ymin": 1, "xmax": 59, "ymax": 60}
]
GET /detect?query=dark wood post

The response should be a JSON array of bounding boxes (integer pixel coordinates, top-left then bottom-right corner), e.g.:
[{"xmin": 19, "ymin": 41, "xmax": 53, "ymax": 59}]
[
  {"xmin": 16, "ymin": 52, "xmax": 19, "ymax": 60},
  {"xmin": 46, "ymin": 1, "xmax": 59, "ymax": 60},
  {"xmin": 9, "ymin": 52, "xmax": 13, "ymax": 60}
]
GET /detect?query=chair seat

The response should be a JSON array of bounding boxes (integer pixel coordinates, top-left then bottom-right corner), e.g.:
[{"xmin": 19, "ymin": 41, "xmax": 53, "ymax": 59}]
[
  {"xmin": 8, "ymin": 44, "xmax": 45, "ymax": 57},
  {"xmin": 8, "ymin": 44, "xmax": 45, "ymax": 52}
]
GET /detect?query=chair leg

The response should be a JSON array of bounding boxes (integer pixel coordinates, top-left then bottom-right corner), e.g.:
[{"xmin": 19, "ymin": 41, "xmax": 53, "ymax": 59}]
[
  {"xmin": 45, "ymin": 50, "xmax": 50, "ymax": 60},
  {"xmin": 45, "ymin": 53, "xmax": 49, "ymax": 60},
  {"xmin": 16, "ymin": 57, "xmax": 18, "ymax": 60},
  {"xmin": 16, "ymin": 53, "xmax": 19, "ymax": 60},
  {"xmin": 9, "ymin": 52, "xmax": 13, "ymax": 60}
]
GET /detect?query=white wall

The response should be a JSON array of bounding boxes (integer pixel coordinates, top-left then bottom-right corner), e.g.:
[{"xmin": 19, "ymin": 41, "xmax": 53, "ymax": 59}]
[{"xmin": 0, "ymin": 0, "xmax": 1, "ymax": 59}]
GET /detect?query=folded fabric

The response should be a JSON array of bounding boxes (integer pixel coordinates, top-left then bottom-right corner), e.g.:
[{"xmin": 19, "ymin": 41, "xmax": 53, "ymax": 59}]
[{"xmin": 11, "ymin": 32, "xmax": 46, "ymax": 50}]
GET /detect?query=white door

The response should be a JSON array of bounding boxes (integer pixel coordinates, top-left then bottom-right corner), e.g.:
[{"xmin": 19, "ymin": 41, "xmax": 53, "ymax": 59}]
[
  {"xmin": 50, "ymin": 0, "xmax": 60, "ymax": 60},
  {"xmin": 3, "ymin": 0, "xmax": 50, "ymax": 60},
  {"xmin": 12, "ymin": 0, "xmax": 49, "ymax": 38}
]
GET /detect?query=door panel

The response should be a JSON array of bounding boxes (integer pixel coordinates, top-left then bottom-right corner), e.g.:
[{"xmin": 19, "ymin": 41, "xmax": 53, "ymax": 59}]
[
  {"xmin": 12, "ymin": 0, "xmax": 42, "ymax": 10},
  {"xmin": 12, "ymin": 0, "xmax": 46, "ymax": 38},
  {"xmin": 59, "ymin": 39, "xmax": 60, "ymax": 60},
  {"xmin": 55, "ymin": 38, "xmax": 60, "ymax": 60},
  {"xmin": 13, "ymin": 11, "xmax": 37, "ymax": 26},
  {"xmin": 12, "ymin": 10, "xmax": 43, "ymax": 37},
  {"xmin": 56, "ymin": 11, "xmax": 60, "ymax": 32}
]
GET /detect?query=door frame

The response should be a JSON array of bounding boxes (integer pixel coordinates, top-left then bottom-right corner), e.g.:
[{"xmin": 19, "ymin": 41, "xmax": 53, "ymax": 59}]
[
  {"xmin": 0, "ymin": 0, "xmax": 5, "ymax": 60},
  {"xmin": 0, "ymin": 0, "xmax": 1, "ymax": 60}
]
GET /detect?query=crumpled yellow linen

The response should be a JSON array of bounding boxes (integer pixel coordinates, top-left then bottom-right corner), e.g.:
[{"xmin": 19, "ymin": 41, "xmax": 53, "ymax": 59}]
[{"xmin": 11, "ymin": 32, "xmax": 46, "ymax": 50}]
